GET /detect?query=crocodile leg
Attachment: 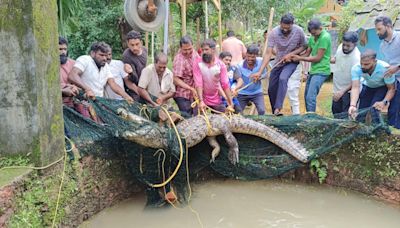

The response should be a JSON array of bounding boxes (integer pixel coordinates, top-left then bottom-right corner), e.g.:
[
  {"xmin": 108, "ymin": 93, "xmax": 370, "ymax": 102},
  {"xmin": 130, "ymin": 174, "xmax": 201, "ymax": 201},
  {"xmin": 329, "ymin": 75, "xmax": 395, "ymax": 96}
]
[{"xmin": 207, "ymin": 136, "xmax": 220, "ymax": 163}]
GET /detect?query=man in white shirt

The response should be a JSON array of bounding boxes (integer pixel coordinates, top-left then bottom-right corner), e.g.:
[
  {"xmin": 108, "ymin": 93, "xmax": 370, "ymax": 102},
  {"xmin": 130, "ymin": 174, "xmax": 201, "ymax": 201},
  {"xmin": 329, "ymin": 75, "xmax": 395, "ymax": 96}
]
[
  {"xmin": 330, "ymin": 31, "xmax": 360, "ymax": 117},
  {"xmin": 104, "ymin": 49, "xmax": 128, "ymax": 100},
  {"xmin": 138, "ymin": 52, "xmax": 175, "ymax": 107},
  {"xmin": 68, "ymin": 42, "xmax": 133, "ymax": 103}
]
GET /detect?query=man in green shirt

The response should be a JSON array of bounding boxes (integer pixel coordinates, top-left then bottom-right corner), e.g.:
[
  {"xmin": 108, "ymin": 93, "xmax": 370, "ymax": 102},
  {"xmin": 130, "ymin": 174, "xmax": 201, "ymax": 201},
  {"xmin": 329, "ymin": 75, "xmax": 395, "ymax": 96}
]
[{"xmin": 292, "ymin": 18, "xmax": 331, "ymax": 112}]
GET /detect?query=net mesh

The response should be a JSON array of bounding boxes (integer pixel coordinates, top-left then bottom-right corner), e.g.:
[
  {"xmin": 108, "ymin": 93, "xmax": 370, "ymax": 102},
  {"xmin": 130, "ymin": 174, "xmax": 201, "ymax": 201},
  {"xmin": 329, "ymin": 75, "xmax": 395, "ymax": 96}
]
[{"xmin": 63, "ymin": 96, "xmax": 388, "ymax": 205}]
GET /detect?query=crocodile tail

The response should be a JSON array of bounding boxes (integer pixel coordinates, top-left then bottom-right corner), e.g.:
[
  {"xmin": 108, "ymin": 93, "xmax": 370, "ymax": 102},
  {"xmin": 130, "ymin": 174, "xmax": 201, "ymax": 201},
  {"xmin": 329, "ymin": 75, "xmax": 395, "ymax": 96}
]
[{"xmin": 229, "ymin": 116, "xmax": 310, "ymax": 163}]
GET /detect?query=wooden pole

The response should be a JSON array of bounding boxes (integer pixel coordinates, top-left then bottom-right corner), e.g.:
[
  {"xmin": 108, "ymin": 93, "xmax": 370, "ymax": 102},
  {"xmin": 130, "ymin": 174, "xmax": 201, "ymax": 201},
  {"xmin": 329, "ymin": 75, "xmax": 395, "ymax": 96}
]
[
  {"xmin": 196, "ymin": 17, "xmax": 201, "ymax": 45},
  {"xmin": 204, "ymin": 0, "xmax": 209, "ymax": 39},
  {"xmin": 145, "ymin": 32, "xmax": 149, "ymax": 51},
  {"xmin": 181, "ymin": 0, "xmax": 187, "ymax": 36},
  {"xmin": 163, "ymin": 0, "xmax": 170, "ymax": 54},
  {"xmin": 218, "ymin": 0, "xmax": 222, "ymax": 51},
  {"xmin": 262, "ymin": 7, "xmax": 274, "ymax": 96},
  {"xmin": 262, "ymin": 7, "xmax": 274, "ymax": 57}
]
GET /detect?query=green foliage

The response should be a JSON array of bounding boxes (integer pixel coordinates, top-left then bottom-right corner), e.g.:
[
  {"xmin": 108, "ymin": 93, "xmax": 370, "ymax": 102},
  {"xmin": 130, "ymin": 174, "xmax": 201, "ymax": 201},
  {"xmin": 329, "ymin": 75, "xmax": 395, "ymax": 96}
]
[
  {"xmin": 293, "ymin": 0, "xmax": 327, "ymax": 29},
  {"xmin": 8, "ymin": 165, "xmax": 78, "ymax": 227},
  {"xmin": 310, "ymin": 159, "xmax": 328, "ymax": 184},
  {"xmin": 57, "ymin": 0, "xmax": 83, "ymax": 37},
  {"xmin": 65, "ymin": 0, "xmax": 124, "ymax": 59},
  {"xmin": 337, "ymin": 0, "xmax": 364, "ymax": 40},
  {"xmin": 0, "ymin": 156, "xmax": 30, "ymax": 169},
  {"xmin": 348, "ymin": 135, "xmax": 400, "ymax": 179}
]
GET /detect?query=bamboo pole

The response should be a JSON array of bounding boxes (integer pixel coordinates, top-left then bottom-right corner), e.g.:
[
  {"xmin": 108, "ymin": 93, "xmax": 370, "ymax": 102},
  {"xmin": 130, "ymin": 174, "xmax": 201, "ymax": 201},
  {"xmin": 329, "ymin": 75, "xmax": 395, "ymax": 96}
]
[
  {"xmin": 196, "ymin": 17, "xmax": 200, "ymax": 44},
  {"xmin": 181, "ymin": 0, "xmax": 187, "ymax": 36},
  {"xmin": 262, "ymin": 7, "xmax": 274, "ymax": 57},
  {"xmin": 218, "ymin": 0, "xmax": 222, "ymax": 51},
  {"xmin": 204, "ymin": 0, "xmax": 209, "ymax": 39},
  {"xmin": 262, "ymin": 7, "xmax": 274, "ymax": 96},
  {"xmin": 145, "ymin": 32, "xmax": 149, "ymax": 51},
  {"xmin": 163, "ymin": 0, "xmax": 170, "ymax": 54}
]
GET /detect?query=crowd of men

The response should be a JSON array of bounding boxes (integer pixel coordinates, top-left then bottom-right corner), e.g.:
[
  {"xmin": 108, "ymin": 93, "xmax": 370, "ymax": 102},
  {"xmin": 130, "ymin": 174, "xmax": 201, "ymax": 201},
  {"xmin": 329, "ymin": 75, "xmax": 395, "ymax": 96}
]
[{"xmin": 59, "ymin": 14, "xmax": 400, "ymax": 129}]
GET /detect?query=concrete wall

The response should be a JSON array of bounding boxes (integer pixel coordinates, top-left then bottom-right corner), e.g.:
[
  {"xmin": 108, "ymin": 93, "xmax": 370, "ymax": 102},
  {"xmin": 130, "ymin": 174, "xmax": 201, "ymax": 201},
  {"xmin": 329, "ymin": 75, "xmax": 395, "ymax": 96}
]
[{"xmin": 0, "ymin": 0, "xmax": 64, "ymax": 165}]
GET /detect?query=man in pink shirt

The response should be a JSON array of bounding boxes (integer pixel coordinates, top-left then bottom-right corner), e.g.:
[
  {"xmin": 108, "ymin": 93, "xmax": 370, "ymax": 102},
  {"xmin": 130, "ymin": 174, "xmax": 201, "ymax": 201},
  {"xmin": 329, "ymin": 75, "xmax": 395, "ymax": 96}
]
[
  {"xmin": 59, "ymin": 37, "xmax": 78, "ymax": 105},
  {"xmin": 194, "ymin": 39, "xmax": 234, "ymax": 112},
  {"xmin": 221, "ymin": 30, "xmax": 247, "ymax": 66}
]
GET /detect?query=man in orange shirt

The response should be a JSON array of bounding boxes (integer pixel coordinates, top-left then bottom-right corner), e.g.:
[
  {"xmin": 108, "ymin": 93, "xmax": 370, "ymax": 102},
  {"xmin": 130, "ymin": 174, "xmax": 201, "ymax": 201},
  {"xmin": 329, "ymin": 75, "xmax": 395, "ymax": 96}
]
[{"xmin": 221, "ymin": 30, "xmax": 247, "ymax": 66}]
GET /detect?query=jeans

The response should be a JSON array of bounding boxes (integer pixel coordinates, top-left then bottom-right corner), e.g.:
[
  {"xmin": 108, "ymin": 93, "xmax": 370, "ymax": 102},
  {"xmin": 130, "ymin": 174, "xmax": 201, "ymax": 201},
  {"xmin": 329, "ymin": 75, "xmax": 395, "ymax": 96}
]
[
  {"xmin": 268, "ymin": 63, "xmax": 298, "ymax": 111},
  {"xmin": 332, "ymin": 92, "xmax": 351, "ymax": 118},
  {"xmin": 305, "ymin": 74, "xmax": 328, "ymax": 112},
  {"xmin": 237, "ymin": 93, "xmax": 266, "ymax": 115},
  {"xmin": 174, "ymin": 97, "xmax": 196, "ymax": 117},
  {"xmin": 388, "ymin": 81, "xmax": 400, "ymax": 129},
  {"xmin": 358, "ymin": 85, "xmax": 387, "ymax": 123}
]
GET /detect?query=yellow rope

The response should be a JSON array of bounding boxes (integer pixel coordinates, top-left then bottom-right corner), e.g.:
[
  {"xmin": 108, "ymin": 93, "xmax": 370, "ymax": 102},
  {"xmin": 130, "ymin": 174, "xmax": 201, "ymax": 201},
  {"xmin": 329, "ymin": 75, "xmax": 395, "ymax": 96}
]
[
  {"xmin": 51, "ymin": 136, "xmax": 73, "ymax": 228},
  {"xmin": 146, "ymin": 106, "xmax": 184, "ymax": 188},
  {"xmin": 139, "ymin": 104, "xmax": 151, "ymax": 120}
]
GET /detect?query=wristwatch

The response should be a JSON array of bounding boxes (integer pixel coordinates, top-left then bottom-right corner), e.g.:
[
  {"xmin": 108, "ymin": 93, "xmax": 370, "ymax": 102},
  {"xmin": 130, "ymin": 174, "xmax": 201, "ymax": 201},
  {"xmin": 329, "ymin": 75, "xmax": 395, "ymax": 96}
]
[{"xmin": 383, "ymin": 99, "xmax": 390, "ymax": 106}]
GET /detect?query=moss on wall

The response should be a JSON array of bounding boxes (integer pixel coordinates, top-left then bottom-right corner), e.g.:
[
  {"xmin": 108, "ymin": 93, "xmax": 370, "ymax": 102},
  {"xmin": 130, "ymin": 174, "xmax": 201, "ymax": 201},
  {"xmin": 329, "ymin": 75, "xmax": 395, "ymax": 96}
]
[{"xmin": 0, "ymin": 0, "xmax": 64, "ymax": 165}]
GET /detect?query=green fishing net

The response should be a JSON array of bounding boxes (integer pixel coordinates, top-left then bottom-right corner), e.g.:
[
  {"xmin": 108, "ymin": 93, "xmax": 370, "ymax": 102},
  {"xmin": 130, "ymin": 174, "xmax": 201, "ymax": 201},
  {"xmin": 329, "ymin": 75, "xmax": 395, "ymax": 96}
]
[{"xmin": 63, "ymin": 96, "xmax": 388, "ymax": 206}]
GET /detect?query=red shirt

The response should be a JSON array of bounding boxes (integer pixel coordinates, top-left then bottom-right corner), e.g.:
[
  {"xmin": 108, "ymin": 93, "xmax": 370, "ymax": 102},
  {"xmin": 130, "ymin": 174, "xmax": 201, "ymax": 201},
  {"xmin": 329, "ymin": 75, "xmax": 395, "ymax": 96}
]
[{"xmin": 173, "ymin": 50, "xmax": 200, "ymax": 99}]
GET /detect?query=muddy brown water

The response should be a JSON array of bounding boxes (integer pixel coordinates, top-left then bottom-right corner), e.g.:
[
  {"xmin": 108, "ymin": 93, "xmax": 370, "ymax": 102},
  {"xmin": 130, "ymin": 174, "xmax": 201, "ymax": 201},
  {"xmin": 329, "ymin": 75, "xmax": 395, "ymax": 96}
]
[{"xmin": 81, "ymin": 180, "xmax": 400, "ymax": 228}]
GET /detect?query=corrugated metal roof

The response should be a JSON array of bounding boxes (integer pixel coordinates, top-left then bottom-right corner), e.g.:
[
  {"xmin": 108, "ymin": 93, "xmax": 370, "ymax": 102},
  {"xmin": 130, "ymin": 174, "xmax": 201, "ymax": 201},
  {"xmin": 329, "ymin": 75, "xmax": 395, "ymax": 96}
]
[{"xmin": 349, "ymin": 0, "xmax": 400, "ymax": 30}]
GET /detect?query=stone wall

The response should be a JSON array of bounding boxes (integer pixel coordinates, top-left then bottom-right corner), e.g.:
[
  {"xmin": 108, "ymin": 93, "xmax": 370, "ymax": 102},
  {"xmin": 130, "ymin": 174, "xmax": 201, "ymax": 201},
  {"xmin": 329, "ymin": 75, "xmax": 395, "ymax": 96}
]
[{"xmin": 0, "ymin": 0, "xmax": 64, "ymax": 165}]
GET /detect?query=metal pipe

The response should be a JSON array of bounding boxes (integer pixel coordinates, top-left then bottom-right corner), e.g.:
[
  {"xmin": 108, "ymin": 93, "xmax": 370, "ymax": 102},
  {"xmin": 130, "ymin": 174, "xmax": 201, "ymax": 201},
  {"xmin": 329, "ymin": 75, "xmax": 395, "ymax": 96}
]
[{"xmin": 163, "ymin": 0, "xmax": 169, "ymax": 54}]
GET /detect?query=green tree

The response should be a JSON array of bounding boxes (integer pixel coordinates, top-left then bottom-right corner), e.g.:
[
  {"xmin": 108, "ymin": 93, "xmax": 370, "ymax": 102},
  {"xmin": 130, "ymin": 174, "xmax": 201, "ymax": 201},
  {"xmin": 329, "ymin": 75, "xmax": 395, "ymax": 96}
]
[{"xmin": 57, "ymin": 0, "xmax": 83, "ymax": 37}]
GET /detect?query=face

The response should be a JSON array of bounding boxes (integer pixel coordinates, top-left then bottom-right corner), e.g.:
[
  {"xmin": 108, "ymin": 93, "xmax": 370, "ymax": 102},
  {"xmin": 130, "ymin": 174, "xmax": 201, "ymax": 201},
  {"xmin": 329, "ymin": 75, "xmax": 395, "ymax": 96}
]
[
  {"xmin": 155, "ymin": 60, "xmax": 167, "ymax": 75},
  {"xmin": 360, "ymin": 58, "xmax": 376, "ymax": 74},
  {"xmin": 181, "ymin": 43, "xmax": 193, "ymax": 58},
  {"xmin": 127, "ymin": 38, "xmax": 142, "ymax": 55},
  {"xmin": 342, "ymin": 41, "xmax": 356, "ymax": 54},
  {"xmin": 280, "ymin": 23, "xmax": 292, "ymax": 36},
  {"xmin": 245, "ymin": 53, "xmax": 257, "ymax": 66},
  {"xmin": 106, "ymin": 51, "xmax": 112, "ymax": 64},
  {"xmin": 59, "ymin": 44, "xmax": 68, "ymax": 56},
  {"xmin": 201, "ymin": 45, "xmax": 215, "ymax": 63},
  {"xmin": 263, "ymin": 32, "xmax": 268, "ymax": 41},
  {"xmin": 310, "ymin": 28, "xmax": 322, "ymax": 37},
  {"xmin": 91, "ymin": 50, "xmax": 108, "ymax": 68},
  {"xmin": 375, "ymin": 22, "xmax": 390, "ymax": 40},
  {"xmin": 221, "ymin": 56, "xmax": 232, "ymax": 67},
  {"xmin": 59, "ymin": 44, "xmax": 68, "ymax": 64}
]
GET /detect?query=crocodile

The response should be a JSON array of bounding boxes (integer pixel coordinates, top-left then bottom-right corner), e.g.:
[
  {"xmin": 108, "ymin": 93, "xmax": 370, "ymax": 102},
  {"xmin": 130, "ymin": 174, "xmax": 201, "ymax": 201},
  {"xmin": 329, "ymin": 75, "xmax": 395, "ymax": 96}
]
[{"xmin": 117, "ymin": 108, "xmax": 310, "ymax": 164}]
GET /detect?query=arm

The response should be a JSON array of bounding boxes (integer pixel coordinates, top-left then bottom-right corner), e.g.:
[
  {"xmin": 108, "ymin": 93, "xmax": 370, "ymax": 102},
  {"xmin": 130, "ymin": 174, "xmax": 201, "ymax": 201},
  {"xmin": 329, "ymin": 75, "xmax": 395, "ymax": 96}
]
[
  {"xmin": 138, "ymin": 87, "xmax": 158, "ymax": 107},
  {"xmin": 348, "ymin": 80, "xmax": 360, "ymax": 117},
  {"xmin": 373, "ymin": 83, "xmax": 396, "ymax": 111},
  {"xmin": 219, "ymin": 63, "xmax": 233, "ymax": 107},
  {"xmin": 251, "ymin": 47, "xmax": 273, "ymax": 80},
  {"xmin": 62, "ymin": 84, "xmax": 79, "ymax": 97},
  {"xmin": 283, "ymin": 45, "xmax": 308, "ymax": 62},
  {"xmin": 173, "ymin": 76, "xmax": 197, "ymax": 97},
  {"xmin": 294, "ymin": 48, "xmax": 325, "ymax": 63},
  {"xmin": 107, "ymin": 78, "xmax": 133, "ymax": 103},
  {"xmin": 68, "ymin": 67, "xmax": 95, "ymax": 99},
  {"xmin": 123, "ymin": 77, "xmax": 139, "ymax": 95},
  {"xmin": 333, "ymin": 84, "xmax": 352, "ymax": 102},
  {"xmin": 157, "ymin": 91, "xmax": 175, "ymax": 105},
  {"xmin": 218, "ymin": 86, "xmax": 228, "ymax": 100},
  {"xmin": 193, "ymin": 59, "xmax": 206, "ymax": 110}
]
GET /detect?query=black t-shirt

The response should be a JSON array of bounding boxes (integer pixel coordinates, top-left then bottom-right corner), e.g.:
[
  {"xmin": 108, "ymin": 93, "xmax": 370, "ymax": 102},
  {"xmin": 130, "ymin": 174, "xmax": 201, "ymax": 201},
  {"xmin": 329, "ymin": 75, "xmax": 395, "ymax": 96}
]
[{"xmin": 122, "ymin": 47, "xmax": 148, "ymax": 85}]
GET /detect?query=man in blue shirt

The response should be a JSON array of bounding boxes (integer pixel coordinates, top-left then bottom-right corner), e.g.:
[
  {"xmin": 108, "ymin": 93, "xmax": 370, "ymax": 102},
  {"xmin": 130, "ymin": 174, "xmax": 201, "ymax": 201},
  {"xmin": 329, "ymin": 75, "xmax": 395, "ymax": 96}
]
[
  {"xmin": 348, "ymin": 50, "xmax": 396, "ymax": 122},
  {"xmin": 236, "ymin": 45, "xmax": 267, "ymax": 115},
  {"xmin": 375, "ymin": 16, "xmax": 400, "ymax": 129},
  {"xmin": 219, "ymin": 51, "xmax": 244, "ymax": 113}
]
